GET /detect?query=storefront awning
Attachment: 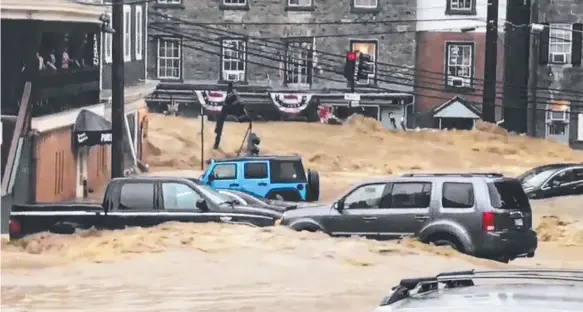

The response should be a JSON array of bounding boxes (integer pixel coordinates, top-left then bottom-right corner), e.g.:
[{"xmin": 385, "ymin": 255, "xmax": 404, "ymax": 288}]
[{"xmin": 73, "ymin": 109, "xmax": 112, "ymax": 147}]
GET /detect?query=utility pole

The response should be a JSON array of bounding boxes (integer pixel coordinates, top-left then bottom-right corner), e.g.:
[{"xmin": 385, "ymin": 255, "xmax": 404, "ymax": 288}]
[
  {"xmin": 111, "ymin": 0, "xmax": 125, "ymax": 178},
  {"xmin": 482, "ymin": 0, "xmax": 499, "ymax": 123}
]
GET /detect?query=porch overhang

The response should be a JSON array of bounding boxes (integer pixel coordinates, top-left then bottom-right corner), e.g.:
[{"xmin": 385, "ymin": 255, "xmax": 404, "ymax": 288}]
[{"xmin": 1, "ymin": 0, "xmax": 106, "ymax": 24}]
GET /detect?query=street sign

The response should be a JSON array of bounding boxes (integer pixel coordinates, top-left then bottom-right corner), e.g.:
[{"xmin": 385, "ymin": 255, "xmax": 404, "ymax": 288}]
[{"xmin": 344, "ymin": 93, "xmax": 360, "ymax": 101}]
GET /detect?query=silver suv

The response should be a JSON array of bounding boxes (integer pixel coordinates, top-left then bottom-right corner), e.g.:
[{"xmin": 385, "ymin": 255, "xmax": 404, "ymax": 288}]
[
  {"xmin": 279, "ymin": 173, "xmax": 537, "ymax": 262},
  {"xmin": 372, "ymin": 269, "xmax": 583, "ymax": 312}
]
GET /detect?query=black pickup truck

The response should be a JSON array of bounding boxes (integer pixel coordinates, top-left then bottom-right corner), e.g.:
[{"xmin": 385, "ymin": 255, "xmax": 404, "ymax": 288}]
[{"xmin": 9, "ymin": 176, "xmax": 283, "ymax": 240}]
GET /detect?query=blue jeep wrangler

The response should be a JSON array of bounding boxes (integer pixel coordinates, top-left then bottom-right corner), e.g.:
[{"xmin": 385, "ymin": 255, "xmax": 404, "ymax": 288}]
[{"xmin": 200, "ymin": 156, "xmax": 320, "ymax": 202}]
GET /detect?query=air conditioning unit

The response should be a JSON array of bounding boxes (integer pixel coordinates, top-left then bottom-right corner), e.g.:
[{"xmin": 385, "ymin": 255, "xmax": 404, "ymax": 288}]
[
  {"xmin": 223, "ymin": 71, "xmax": 245, "ymax": 82},
  {"xmin": 449, "ymin": 76, "xmax": 471, "ymax": 87},
  {"xmin": 550, "ymin": 52, "xmax": 567, "ymax": 64},
  {"xmin": 548, "ymin": 110, "xmax": 568, "ymax": 121}
]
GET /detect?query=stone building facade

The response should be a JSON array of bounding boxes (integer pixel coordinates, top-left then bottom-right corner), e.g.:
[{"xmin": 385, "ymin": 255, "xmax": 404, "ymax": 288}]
[
  {"xmin": 530, "ymin": 0, "xmax": 583, "ymax": 149},
  {"xmin": 147, "ymin": 0, "xmax": 417, "ymax": 127}
]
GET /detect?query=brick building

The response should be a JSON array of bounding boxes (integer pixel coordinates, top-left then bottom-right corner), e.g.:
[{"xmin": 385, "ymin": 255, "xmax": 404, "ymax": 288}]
[
  {"xmin": 147, "ymin": 0, "xmax": 416, "ymax": 128},
  {"xmin": 1, "ymin": 0, "xmax": 152, "ymax": 211},
  {"xmin": 413, "ymin": 0, "xmax": 506, "ymax": 129}
]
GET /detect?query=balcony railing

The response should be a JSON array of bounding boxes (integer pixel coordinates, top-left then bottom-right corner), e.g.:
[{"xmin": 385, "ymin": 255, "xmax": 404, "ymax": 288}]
[{"xmin": 37, "ymin": 67, "xmax": 99, "ymax": 98}]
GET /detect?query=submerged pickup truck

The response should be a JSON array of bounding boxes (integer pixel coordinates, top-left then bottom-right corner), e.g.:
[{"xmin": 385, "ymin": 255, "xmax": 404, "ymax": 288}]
[{"xmin": 9, "ymin": 176, "xmax": 283, "ymax": 240}]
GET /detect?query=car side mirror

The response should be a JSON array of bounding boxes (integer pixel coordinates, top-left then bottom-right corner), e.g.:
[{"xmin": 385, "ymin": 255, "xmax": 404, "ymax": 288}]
[
  {"xmin": 196, "ymin": 199, "xmax": 209, "ymax": 211},
  {"xmin": 334, "ymin": 201, "xmax": 344, "ymax": 213},
  {"xmin": 207, "ymin": 174, "xmax": 215, "ymax": 182}
]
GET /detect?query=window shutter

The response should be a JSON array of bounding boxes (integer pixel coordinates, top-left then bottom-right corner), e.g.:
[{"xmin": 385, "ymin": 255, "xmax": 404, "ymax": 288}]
[
  {"xmin": 572, "ymin": 23, "xmax": 583, "ymax": 66},
  {"xmin": 539, "ymin": 23, "xmax": 550, "ymax": 65}
]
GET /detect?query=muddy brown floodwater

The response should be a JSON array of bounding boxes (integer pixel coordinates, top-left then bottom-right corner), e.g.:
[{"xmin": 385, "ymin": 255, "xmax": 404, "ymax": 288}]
[{"xmin": 2, "ymin": 116, "xmax": 583, "ymax": 311}]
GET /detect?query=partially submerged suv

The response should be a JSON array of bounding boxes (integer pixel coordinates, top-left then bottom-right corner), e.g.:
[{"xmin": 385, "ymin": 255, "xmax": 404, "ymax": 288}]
[
  {"xmin": 280, "ymin": 173, "xmax": 537, "ymax": 262},
  {"xmin": 200, "ymin": 156, "xmax": 319, "ymax": 202}
]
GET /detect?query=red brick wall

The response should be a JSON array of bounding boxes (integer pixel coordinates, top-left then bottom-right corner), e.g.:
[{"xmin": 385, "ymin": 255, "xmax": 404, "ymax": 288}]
[
  {"xmin": 35, "ymin": 126, "xmax": 77, "ymax": 202},
  {"xmin": 34, "ymin": 104, "xmax": 148, "ymax": 202},
  {"xmin": 414, "ymin": 31, "xmax": 505, "ymax": 124}
]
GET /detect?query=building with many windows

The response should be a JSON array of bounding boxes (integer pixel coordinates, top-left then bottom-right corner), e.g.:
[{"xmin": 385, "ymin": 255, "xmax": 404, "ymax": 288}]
[
  {"xmin": 147, "ymin": 0, "xmax": 416, "ymax": 127},
  {"xmin": 527, "ymin": 0, "xmax": 583, "ymax": 148},
  {"xmin": 413, "ymin": 0, "xmax": 506, "ymax": 130}
]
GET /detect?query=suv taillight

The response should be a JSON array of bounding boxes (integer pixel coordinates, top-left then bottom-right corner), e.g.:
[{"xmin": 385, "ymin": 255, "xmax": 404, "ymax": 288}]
[
  {"xmin": 9, "ymin": 219, "xmax": 21, "ymax": 234},
  {"xmin": 482, "ymin": 212, "xmax": 495, "ymax": 232}
]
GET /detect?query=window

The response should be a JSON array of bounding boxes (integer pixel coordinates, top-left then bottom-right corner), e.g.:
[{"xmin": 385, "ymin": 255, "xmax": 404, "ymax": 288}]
[
  {"xmin": 442, "ymin": 182, "xmax": 474, "ymax": 208},
  {"xmin": 223, "ymin": 0, "xmax": 247, "ymax": 5},
  {"xmin": 546, "ymin": 100, "xmax": 569, "ymax": 136},
  {"xmin": 343, "ymin": 183, "xmax": 387, "ymax": 209},
  {"xmin": 390, "ymin": 182, "xmax": 432, "ymax": 208},
  {"xmin": 157, "ymin": 0, "xmax": 181, "ymax": 3},
  {"xmin": 445, "ymin": 42, "xmax": 474, "ymax": 88},
  {"xmin": 135, "ymin": 6, "xmax": 143, "ymax": 60},
  {"xmin": 103, "ymin": 13, "xmax": 112, "ymax": 63},
  {"xmin": 446, "ymin": 0, "xmax": 476, "ymax": 15},
  {"xmin": 270, "ymin": 160, "xmax": 306, "ymax": 183},
  {"xmin": 574, "ymin": 169, "xmax": 583, "ymax": 182},
  {"xmin": 157, "ymin": 38, "xmax": 181, "ymax": 79},
  {"xmin": 123, "ymin": 5, "xmax": 131, "ymax": 61},
  {"xmin": 244, "ymin": 162, "xmax": 268, "ymax": 179},
  {"xmin": 487, "ymin": 181, "xmax": 531, "ymax": 212},
  {"xmin": 119, "ymin": 183, "xmax": 155, "ymax": 210},
  {"xmin": 351, "ymin": 41, "xmax": 377, "ymax": 84},
  {"xmin": 221, "ymin": 39, "xmax": 246, "ymax": 82},
  {"xmin": 353, "ymin": 0, "xmax": 378, "ymax": 8},
  {"xmin": 288, "ymin": 0, "xmax": 312, "ymax": 7},
  {"xmin": 285, "ymin": 39, "xmax": 313, "ymax": 86},
  {"xmin": 162, "ymin": 183, "xmax": 201, "ymax": 210},
  {"xmin": 549, "ymin": 24, "xmax": 572, "ymax": 65},
  {"xmin": 210, "ymin": 164, "xmax": 237, "ymax": 180}
]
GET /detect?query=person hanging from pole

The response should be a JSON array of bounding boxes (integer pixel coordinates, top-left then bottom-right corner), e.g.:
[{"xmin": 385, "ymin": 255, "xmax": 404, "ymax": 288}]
[{"xmin": 214, "ymin": 82, "xmax": 239, "ymax": 149}]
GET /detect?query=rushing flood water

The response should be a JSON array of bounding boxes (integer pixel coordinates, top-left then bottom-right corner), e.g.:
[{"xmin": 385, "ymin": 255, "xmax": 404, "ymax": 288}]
[
  {"xmin": 2, "ymin": 175, "xmax": 582, "ymax": 311},
  {"xmin": 1, "ymin": 223, "xmax": 515, "ymax": 312}
]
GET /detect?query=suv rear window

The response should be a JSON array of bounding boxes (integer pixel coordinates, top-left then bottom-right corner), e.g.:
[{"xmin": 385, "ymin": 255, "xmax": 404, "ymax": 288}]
[
  {"xmin": 270, "ymin": 160, "xmax": 307, "ymax": 183},
  {"xmin": 487, "ymin": 180, "xmax": 531, "ymax": 212}
]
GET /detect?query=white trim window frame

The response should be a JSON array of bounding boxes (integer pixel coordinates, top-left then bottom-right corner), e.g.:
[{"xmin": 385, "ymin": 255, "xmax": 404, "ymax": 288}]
[
  {"xmin": 449, "ymin": 0, "xmax": 473, "ymax": 11},
  {"xmin": 445, "ymin": 42, "xmax": 474, "ymax": 88},
  {"xmin": 353, "ymin": 0, "xmax": 378, "ymax": 9},
  {"xmin": 285, "ymin": 39, "xmax": 313, "ymax": 87},
  {"xmin": 221, "ymin": 39, "xmax": 246, "ymax": 82},
  {"xmin": 157, "ymin": 38, "xmax": 181, "ymax": 80},
  {"xmin": 123, "ymin": 5, "xmax": 132, "ymax": 62},
  {"xmin": 135, "ymin": 6, "xmax": 143, "ymax": 60},
  {"xmin": 223, "ymin": 0, "xmax": 247, "ymax": 5},
  {"xmin": 549, "ymin": 24, "xmax": 573, "ymax": 65},
  {"xmin": 351, "ymin": 40, "xmax": 377, "ymax": 84},
  {"xmin": 103, "ymin": 12, "xmax": 113, "ymax": 63},
  {"xmin": 288, "ymin": 0, "xmax": 312, "ymax": 7}
]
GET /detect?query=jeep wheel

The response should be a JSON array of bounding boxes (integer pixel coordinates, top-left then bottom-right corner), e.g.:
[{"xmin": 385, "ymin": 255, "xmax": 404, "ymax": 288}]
[{"xmin": 306, "ymin": 169, "xmax": 320, "ymax": 202}]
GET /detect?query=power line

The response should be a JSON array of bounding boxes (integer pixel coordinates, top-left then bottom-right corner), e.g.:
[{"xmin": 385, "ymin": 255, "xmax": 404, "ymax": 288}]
[
  {"xmin": 149, "ymin": 24, "xmax": 583, "ymax": 113},
  {"xmin": 150, "ymin": 11, "xmax": 583, "ymax": 98},
  {"xmin": 150, "ymin": 16, "xmax": 583, "ymax": 105},
  {"xmin": 153, "ymin": 23, "xmax": 583, "ymax": 108}
]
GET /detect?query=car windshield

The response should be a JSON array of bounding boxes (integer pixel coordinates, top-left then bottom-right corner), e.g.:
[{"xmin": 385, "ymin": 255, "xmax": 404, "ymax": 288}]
[
  {"xmin": 196, "ymin": 184, "xmax": 233, "ymax": 204},
  {"xmin": 520, "ymin": 168, "xmax": 560, "ymax": 187}
]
